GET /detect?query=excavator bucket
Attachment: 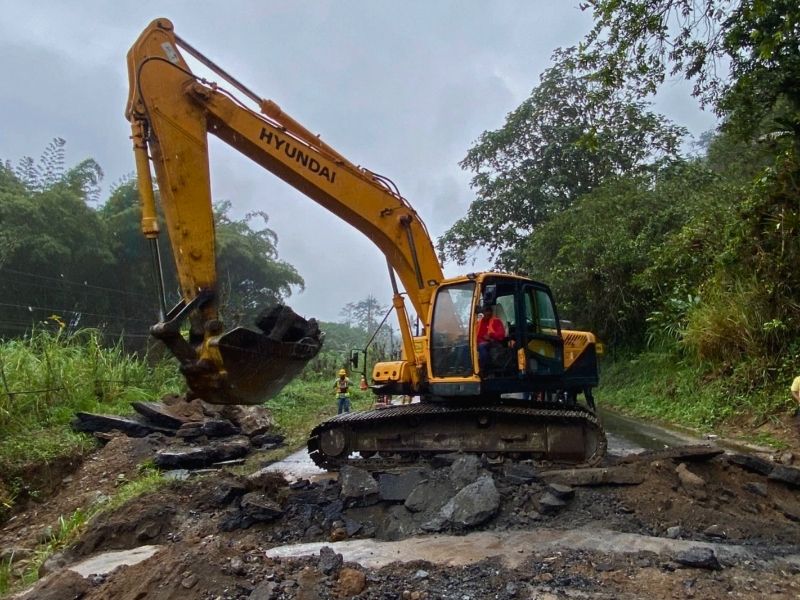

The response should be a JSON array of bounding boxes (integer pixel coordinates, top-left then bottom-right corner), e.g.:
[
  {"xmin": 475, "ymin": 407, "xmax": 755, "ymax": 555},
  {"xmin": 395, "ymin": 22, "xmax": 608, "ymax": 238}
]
[{"xmin": 177, "ymin": 305, "xmax": 324, "ymax": 406}]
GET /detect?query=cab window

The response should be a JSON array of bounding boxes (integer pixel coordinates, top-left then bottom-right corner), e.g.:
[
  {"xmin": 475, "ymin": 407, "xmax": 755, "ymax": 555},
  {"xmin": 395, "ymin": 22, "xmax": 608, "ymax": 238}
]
[{"xmin": 430, "ymin": 282, "xmax": 474, "ymax": 377}]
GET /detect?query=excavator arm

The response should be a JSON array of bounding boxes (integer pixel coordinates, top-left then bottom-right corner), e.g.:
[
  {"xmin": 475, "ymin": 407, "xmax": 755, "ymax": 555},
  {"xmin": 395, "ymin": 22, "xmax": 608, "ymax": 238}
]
[{"xmin": 126, "ymin": 18, "xmax": 443, "ymax": 403}]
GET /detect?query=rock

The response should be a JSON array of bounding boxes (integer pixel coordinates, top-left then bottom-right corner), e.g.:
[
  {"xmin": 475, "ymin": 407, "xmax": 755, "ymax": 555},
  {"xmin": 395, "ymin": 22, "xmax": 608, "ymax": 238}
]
[
  {"xmin": 727, "ymin": 453, "xmax": 774, "ymax": 476},
  {"xmin": 778, "ymin": 451, "xmax": 795, "ymax": 465},
  {"xmin": 154, "ymin": 436, "xmax": 251, "ymax": 469},
  {"xmin": 540, "ymin": 466, "xmax": 644, "ymax": 486},
  {"xmin": 774, "ymin": 499, "xmax": 800, "ymax": 522},
  {"xmin": 229, "ymin": 557, "xmax": 246, "ymax": 575},
  {"xmin": 676, "ymin": 463, "xmax": 707, "ymax": 499},
  {"xmin": 0, "ymin": 546, "xmax": 31, "ymax": 562},
  {"xmin": 240, "ymin": 492, "xmax": 284, "ymax": 522},
  {"xmin": 175, "ymin": 419, "xmax": 240, "ymax": 438},
  {"xmin": 378, "ymin": 470, "xmax": 428, "ymax": 502},
  {"xmin": 296, "ymin": 566, "xmax": 324, "ymax": 600},
  {"xmin": 547, "ymin": 483, "xmax": 575, "ymax": 500},
  {"xmin": 251, "ymin": 433, "xmax": 286, "ymax": 448},
  {"xmin": 323, "ymin": 500, "xmax": 345, "ymax": 524},
  {"xmin": 72, "ymin": 412, "xmax": 174, "ymax": 437},
  {"xmin": 420, "ymin": 514, "xmax": 448, "ymax": 532},
  {"xmin": 743, "ymin": 481, "xmax": 768, "ymax": 497},
  {"xmin": 250, "ymin": 580, "xmax": 278, "ymax": 600},
  {"xmin": 617, "ymin": 444, "xmax": 723, "ymax": 464},
  {"xmin": 414, "ymin": 569, "xmax": 429, "ymax": 579},
  {"xmin": 676, "ymin": 462, "xmax": 705, "ymax": 487},
  {"xmin": 220, "ymin": 404, "xmax": 275, "ymax": 437},
  {"xmin": 318, "ymin": 546, "xmax": 343, "ymax": 575},
  {"xmin": 163, "ymin": 469, "xmax": 191, "ymax": 481},
  {"xmin": 703, "ymin": 524, "xmax": 726, "ymax": 539},
  {"xmin": 38, "ymin": 551, "xmax": 68, "ymax": 576},
  {"xmin": 404, "ymin": 479, "xmax": 455, "ymax": 513},
  {"xmin": 135, "ymin": 521, "xmax": 162, "ymax": 541},
  {"xmin": 536, "ymin": 492, "xmax": 567, "ymax": 515},
  {"xmin": 162, "ymin": 395, "xmax": 210, "ymax": 421},
  {"xmin": 768, "ymin": 465, "xmax": 800, "ymax": 487},
  {"xmin": 37, "ymin": 526, "xmax": 55, "ymax": 544},
  {"xmin": 201, "ymin": 419, "xmax": 241, "ymax": 437},
  {"xmin": 337, "ymin": 568, "xmax": 367, "ymax": 597},
  {"xmin": 594, "ymin": 562, "xmax": 615, "ymax": 572},
  {"xmin": 343, "ymin": 517, "xmax": 363, "ymax": 536},
  {"xmin": 131, "ymin": 401, "xmax": 186, "ymax": 429},
  {"xmin": 175, "ymin": 422, "xmax": 204, "ymax": 439},
  {"xmin": 440, "ymin": 475, "xmax": 500, "ymax": 527},
  {"xmin": 429, "ymin": 453, "xmax": 459, "ymax": 468},
  {"xmin": 503, "ymin": 462, "xmax": 540, "ymax": 484},
  {"xmin": 20, "ymin": 568, "xmax": 89, "ymax": 600},
  {"xmin": 674, "ymin": 547, "xmax": 721, "ymax": 570},
  {"xmin": 450, "ymin": 454, "xmax": 481, "ymax": 489},
  {"xmin": 382, "ymin": 505, "xmax": 423, "ymax": 540},
  {"xmin": 665, "ymin": 526, "xmax": 682, "ymax": 539},
  {"xmin": 246, "ymin": 468, "xmax": 289, "ymax": 491},
  {"xmin": 339, "ymin": 465, "xmax": 379, "ymax": 502},
  {"xmin": 181, "ymin": 574, "xmax": 198, "ymax": 589},
  {"xmin": 329, "ymin": 525, "xmax": 347, "ymax": 541},
  {"xmin": 211, "ymin": 480, "xmax": 248, "ymax": 505},
  {"xmin": 505, "ymin": 581, "xmax": 519, "ymax": 596}
]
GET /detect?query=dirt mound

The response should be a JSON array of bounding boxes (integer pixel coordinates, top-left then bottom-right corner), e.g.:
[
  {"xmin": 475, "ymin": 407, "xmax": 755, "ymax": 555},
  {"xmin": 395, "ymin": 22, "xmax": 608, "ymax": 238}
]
[
  {"xmin": 0, "ymin": 435, "xmax": 159, "ymax": 555},
  {"xmin": 7, "ymin": 442, "xmax": 800, "ymax": 599}
]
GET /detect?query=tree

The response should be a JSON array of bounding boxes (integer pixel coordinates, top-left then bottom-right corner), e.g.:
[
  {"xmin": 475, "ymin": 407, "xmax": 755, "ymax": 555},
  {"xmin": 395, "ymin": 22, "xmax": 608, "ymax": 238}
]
[
  {"xmin": 214, "ymin": 201, "xmax": 304, "ymax": 324},
  {"xmin": 339, "ymin": 294, "xmax": 389, "ymax": 335},
  {"xmin": 520, "ymin": 161, "xmax": 728, "ymax": 345},
  {"xmin": 0, "ymin": 146, "xmax": 116, "ymax": 337},
  {"xmin": 579, "ymin": 1, "xmax": 800, "ymax": 140},
  {"xmin": 438, "ymin": 49, "xmax": 685, "ymax": 268}
]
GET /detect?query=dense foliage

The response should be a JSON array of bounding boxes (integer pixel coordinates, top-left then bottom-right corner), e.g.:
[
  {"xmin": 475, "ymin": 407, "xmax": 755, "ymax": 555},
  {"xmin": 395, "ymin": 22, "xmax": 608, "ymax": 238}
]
[
  {"xmin": 0, "ymin": 141, "xmax": 304, "ymax": 342},
  {"xmin": 440, "ymin": 0, "xmax": 800, "ymax": 430},
  {"xmin": 439, "ymin": 49, "xmax": 685, "ymax": 268}
]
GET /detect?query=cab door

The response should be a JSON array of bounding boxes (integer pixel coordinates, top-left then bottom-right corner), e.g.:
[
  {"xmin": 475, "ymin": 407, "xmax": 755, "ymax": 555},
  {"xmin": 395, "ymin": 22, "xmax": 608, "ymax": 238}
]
[{"xmin": 520, "ymin": 285, "xmax": 564, "ymax": 376}]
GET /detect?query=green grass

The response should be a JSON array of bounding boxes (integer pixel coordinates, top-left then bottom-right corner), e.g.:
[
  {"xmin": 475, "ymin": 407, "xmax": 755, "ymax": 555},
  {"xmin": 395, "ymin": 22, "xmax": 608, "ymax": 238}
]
[
  {"xmin": 266, "ymin": 376, "xmax": 373, "ymax": 450},
  {"xmin": 0, "ymin": 329, "xmax": 180, "ymax": 515},
  {"xmin": 599, "ymin": 351, "xmax": 794, "ymax": 443}
]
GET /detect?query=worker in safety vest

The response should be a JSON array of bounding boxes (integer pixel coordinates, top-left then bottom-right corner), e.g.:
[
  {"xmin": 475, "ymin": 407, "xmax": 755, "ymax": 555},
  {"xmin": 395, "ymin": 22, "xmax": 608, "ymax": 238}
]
[{"xmin": 334, "ymin": 369, "xmax": 352, "ymax": 414}]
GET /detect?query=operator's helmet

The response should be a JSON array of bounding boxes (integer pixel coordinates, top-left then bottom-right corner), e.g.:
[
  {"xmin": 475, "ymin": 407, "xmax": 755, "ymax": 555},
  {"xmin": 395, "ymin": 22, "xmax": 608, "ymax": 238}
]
[{"xmin": 338, "ymin": 369, "xmax": 347, "ymax": 376}]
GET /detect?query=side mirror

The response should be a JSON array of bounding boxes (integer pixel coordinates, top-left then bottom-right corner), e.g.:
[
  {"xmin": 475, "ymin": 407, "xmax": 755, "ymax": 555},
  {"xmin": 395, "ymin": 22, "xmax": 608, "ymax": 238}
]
[
  {"xmin": 481, "ymin": 284, "xmax": 497, "ymax": 308},
  {"xmin": 350, "ymin": 350, "xmax": 359, "ymax": 369}
]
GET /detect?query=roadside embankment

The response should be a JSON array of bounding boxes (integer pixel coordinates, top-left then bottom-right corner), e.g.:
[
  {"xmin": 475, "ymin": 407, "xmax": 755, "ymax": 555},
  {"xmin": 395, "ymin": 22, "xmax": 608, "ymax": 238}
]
[{"xmin": 599, "ymin": 352, "xmax": 798, "ymax": 451}]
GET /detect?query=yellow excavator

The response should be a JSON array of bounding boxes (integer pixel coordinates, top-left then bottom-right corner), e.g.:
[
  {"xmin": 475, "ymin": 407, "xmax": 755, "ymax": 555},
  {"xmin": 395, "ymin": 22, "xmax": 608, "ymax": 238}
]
[{"xmin": 126, "ymin": 18, "xmax": 606, "ymax": 469}]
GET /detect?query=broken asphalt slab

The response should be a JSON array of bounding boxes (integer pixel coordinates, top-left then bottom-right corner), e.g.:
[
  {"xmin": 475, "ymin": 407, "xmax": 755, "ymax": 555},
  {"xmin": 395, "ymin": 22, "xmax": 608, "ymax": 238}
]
[{"xmin": 265, "ymin": 527, "xmax": 797, "ymax": 570}]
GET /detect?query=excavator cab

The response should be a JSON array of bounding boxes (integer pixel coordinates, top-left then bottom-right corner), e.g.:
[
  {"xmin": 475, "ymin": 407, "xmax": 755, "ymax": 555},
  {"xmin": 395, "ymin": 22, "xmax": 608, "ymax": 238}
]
[{"xmin": 428, "ymin": 274, "xmax": 572, "ymax": 399}]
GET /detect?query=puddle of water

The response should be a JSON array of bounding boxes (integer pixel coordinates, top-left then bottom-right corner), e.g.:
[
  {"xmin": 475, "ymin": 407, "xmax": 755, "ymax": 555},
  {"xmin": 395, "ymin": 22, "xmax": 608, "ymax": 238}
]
[
  {"xmin": 600, "ymin": 407, "xmax": 703, "ymax": 455},
  {"xmin": 263, "ymin": 448, "xmax": 331, "ymax": 482},
  {"xmin": 69, "ymin": 545, "xmax": 162, "ymax": 577}
]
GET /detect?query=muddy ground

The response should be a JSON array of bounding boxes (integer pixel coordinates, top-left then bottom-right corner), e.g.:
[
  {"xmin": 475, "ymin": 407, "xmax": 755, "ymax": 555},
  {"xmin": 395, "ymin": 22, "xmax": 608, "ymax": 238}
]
[{"xmin": 4, "ymin": 428, "xmax": 800, "ymax": 599}]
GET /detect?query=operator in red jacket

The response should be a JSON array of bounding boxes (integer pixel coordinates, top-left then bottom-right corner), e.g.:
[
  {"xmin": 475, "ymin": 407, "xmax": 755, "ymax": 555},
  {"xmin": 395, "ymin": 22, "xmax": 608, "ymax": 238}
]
[{"xmin": 476, "ymin": 305, "xmax": 507, "ymax": 375}]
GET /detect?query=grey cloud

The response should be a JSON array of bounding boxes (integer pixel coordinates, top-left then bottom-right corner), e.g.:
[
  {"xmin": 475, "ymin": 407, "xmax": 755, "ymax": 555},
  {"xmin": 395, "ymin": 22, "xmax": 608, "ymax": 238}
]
[{"xmin": 0, "ymin": 2, "xmax": 717, "ymax": 324}]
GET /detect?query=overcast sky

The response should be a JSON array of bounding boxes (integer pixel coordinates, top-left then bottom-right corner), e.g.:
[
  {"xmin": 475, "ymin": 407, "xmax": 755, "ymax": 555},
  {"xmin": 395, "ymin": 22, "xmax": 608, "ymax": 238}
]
[{"xmin": 0, "ymin": 2, "xmax": 717, "ymax": 325}]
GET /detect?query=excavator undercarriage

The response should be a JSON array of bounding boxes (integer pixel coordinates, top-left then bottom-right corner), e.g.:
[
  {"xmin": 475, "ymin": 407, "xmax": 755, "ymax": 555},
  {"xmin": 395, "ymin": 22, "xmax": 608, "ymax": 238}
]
[{"xmin": 308, "ymin": 401, "xmax": 606, "ymax": 471}]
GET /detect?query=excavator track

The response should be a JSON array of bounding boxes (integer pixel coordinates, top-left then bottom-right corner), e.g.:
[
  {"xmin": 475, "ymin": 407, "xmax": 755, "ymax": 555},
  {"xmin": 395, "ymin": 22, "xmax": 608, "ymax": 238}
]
[{"xmin": 307, "ymin": 401, "xmax": 606, "ymax": 471}]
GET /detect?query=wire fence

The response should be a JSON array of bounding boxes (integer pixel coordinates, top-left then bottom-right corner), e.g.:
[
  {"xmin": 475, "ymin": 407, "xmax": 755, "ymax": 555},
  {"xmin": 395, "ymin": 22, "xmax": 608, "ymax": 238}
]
[{"xmin": 0, "ymin": 266, "xmax": 162, "ymax": 345}]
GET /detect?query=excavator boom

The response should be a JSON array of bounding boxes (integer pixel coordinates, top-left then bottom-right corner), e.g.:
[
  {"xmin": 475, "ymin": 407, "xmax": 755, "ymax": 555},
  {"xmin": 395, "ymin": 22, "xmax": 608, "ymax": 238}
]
[
  {"xmin": 126, "ymin": 18, "xmax": 606, "ymax": 466},
  {"xmin": 126, "ymin": 18, "xmax": 442, "ymax": 403}
]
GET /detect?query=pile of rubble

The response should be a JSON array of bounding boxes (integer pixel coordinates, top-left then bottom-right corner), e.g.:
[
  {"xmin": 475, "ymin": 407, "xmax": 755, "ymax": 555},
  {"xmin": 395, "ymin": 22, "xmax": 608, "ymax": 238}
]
[{"xmin": 72, "ymin": 395, "xmax": 284, "ymax": 469}]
